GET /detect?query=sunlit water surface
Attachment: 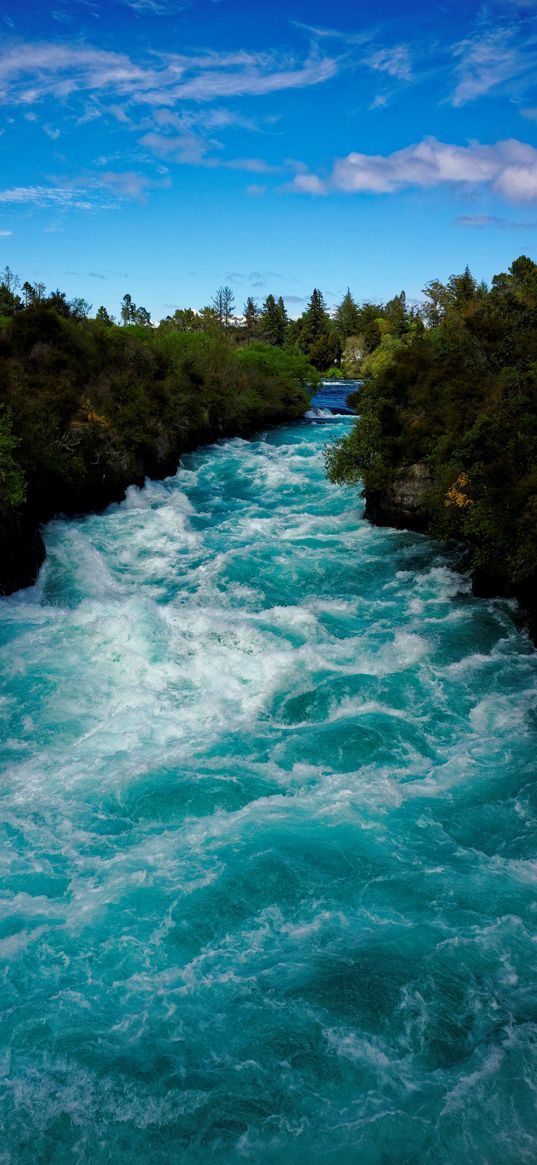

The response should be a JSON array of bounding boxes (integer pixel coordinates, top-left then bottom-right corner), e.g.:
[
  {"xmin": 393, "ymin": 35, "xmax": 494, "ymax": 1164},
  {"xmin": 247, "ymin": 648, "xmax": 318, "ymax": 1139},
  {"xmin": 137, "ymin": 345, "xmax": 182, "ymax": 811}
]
[{"xmin": 2, "ymin": 386, "xmax": 537, "ymax": 1163}]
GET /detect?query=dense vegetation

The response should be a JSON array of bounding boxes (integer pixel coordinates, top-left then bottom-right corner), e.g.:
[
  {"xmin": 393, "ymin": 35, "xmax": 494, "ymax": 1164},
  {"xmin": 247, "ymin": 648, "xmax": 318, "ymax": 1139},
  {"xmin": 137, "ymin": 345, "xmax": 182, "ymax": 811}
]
[
  {"xmin": 326, "ymin": 255, "xmax": 537, "ymax": 605},
  {"xmin": 0, "ymin": 273, "xmax": 321, "ymax": 591}
]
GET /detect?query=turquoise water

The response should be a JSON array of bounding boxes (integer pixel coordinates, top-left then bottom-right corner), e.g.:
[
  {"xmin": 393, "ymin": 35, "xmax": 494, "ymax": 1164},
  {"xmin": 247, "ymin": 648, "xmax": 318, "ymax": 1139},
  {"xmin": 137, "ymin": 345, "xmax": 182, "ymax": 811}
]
[{"xmin": 1, "ymin": 407, "xmax": 537, "ymax": 1164}]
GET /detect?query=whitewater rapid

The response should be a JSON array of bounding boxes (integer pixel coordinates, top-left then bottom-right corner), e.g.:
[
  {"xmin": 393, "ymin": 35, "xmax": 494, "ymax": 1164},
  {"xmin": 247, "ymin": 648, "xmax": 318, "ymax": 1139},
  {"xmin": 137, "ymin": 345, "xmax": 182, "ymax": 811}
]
[{"xmin": 1, "ymin": 408, "xmax": 537, "ymax": 1164}]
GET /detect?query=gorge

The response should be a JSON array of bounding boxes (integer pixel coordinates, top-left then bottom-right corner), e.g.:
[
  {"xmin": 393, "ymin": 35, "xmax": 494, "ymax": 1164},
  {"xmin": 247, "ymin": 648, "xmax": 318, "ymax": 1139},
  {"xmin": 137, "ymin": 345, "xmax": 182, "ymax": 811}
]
[{"xmin": 1, "ymin": 393, "xmax": 537, "ymax": 1164}]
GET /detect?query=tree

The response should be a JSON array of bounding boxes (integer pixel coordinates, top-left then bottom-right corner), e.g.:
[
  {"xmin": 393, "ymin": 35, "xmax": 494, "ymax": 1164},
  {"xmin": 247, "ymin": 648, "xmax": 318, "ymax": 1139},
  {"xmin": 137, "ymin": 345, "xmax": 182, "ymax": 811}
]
[
  {"xmin": 197, "ymin": 305, "xmax": 222, "ymax": 333},
  {"xmin": 70, "ymin": 297, "xmax": 92, "ymax": 319},
  {"xmin": 243, "ymin": 297, "xmax": 259, "ymax": 342},
  {"xmin": 47, "ymin": 290, "xmax": 71, "ymax": 317},
  {"xmin": 277, "ymin": 297, "xmax": 288, "ymax": 343},
  {"xmin": 449, "ymin": 266, "xmax": 477, "ymax": 309},
  {"xmin": 95, "ymin": 306, "xmax": 114, "ymax": 326},
  {"xmin": 334, "ymin": 289, "xmax": 360, "ymax": 340},
  {"xmin": 164, "ymin": 308, "xmax": 204, "ymax": 332},
  {"xmin": 120, "ymin": 293, "xmax": 136, "ymax": 326},
  {"xmin": 384, "ymin": 291, "xmax": 408, "ymax": 336},
  {"xmin": 212, "ymin": 285, "xmax": 235, "ymax": 330},
  {"xmin": 133, "ymin": 305, "xmax": 151, "ymax": 327},
  {"xmin": 292, "ymin": 288, "xmax": 332, "ymax": 357},
  {"xmin": 22, "ymin": 282, "xmax": 35, "ymax": 308},
  {"xmin": 421, "ymin": 279, "xmax": 450, "ymax": 327},
  {"xmin": 1, "ymin": 267, "xmax": 19, "ymax": 295},
  {"xmin": 0, "ymin": 281, "xmax": 22, "ymax": 317},
  {"xmin": 308, "ymin": 331, "xmax": 342, "ymax": 371},
  {"xmin": 259, "ymin": 294, "xmax": 287, "ymax": 346}
]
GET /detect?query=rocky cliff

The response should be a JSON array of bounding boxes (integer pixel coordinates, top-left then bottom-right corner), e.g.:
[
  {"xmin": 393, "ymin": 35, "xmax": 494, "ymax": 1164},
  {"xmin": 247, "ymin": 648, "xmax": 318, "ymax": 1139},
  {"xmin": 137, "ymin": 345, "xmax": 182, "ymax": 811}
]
[{"xmin": 363, "ymin": 464, "xmax": 537, "ymax": 642}]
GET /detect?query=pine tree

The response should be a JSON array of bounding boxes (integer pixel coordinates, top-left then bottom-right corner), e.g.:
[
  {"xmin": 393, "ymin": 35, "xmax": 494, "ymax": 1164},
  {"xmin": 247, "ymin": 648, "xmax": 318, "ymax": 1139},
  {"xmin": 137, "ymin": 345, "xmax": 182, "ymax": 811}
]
[
  {"xmin": 259, "ymin": 294, "xmax": 286, "ymax": 346},
  {"xmin": 298, "ymin": 288, "xmax": 330, "ymax": 350},
  {"xmin": 96, "ymin": 306, "xmax": 113, "ymax": 326},
  {"xmin": 276, "ymin": 297, "xmax": 288, "ymax": 346},
  {"xmin": 384, "ymin": 291, "xmax": 408, "ymax": 335},
  {"xmin": 243, "ymin": 297, "xmax": 259, "ymax": 342},
  {"xmin": 334, "ymin": 288, "xmax": 360, "ymax": 340},
  {"xmin": 212, "ymin": 286, "xmax": 235, "ymax": 330},
  {"xmin": 121, "ymin": 293, "xmax": 135, "ymax": 325}
]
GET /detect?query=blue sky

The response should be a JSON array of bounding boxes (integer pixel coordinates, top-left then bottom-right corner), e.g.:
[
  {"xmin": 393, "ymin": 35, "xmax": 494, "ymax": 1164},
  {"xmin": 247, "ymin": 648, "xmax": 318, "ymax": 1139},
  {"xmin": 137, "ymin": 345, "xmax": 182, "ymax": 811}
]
[{"xmin": 1, "ymin": 0, "xmax": 537, "ymax": 318}]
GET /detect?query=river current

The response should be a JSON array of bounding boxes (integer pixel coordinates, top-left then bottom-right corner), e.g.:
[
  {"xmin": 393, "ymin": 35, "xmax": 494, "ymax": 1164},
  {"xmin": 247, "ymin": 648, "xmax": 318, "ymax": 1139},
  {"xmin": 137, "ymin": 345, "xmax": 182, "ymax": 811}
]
[{"xmin": 1, "ymin": 387, "xmax": 537, "ymax": 1163}]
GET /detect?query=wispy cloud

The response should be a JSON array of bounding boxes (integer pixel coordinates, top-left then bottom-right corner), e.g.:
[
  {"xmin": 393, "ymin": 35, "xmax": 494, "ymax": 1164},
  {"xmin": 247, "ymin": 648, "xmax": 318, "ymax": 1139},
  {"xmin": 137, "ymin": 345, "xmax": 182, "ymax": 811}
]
[
  {"xmin": 0, "ymin": 171, "xmax": 160, "ymax": 209},
  {"xmin": 0, "ymin": 39, "xmax": 339, "ymax": 109},
  {"xmin": 139, "ymin": 124, "xmax": 279, "ymax": 171},
  {"xmin": 98, "ymin": 170, "xmax": 166, "ymax": 198},
  {"xmin": 451, "ymin": 26, "xmax": 537, "ymax": 105},
  {"xmin": 0, "ymin": 185, "xmax": 99, "ymax": 209},
  {"xmin": 369, "ymin": 94, "xmax": 389, "ymax": 110},
  {"xmin": 290, "ymin": 137, "xmax": 537, "ymax": 204},
  {"xmin": 121, "ymin": 0, "xmax": 192, "ymax": 11},
  {"xmin": 454, "ymin": 213, "xmax": 537, "ymax": 229},
  {"xmin": 366, "ymin": 44, "xmax": 412, "ymax": 82},
  {"xmin": 139, "ymin": 129, "xmax": 213, "ymax": 165},
  {"xmin": 0, "ymin": 229, "xmax": 13, "ymax": 235}
]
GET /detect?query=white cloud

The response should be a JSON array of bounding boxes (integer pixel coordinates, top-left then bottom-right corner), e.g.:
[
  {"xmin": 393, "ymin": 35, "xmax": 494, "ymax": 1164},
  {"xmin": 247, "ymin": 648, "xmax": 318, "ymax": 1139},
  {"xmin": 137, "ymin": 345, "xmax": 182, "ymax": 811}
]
[
  {"xmin": 98, "ymin": 170, "xmax": 157, "ymax": 198},
  {"xmin": 0, "ymin": 44, "xmax": 151, "ymax": 101},
  {"xmin": 292, "ymin": 173, "xmax": 326, "ymax": 194},
  {"xmin": 0, "ymin": 229, "xmax": 13, "ymax": 235},
  {"xmin": 140, "ymin": 129, "xmax": 217, "ymax": 165},
  {"xmin": 0, "ymin": 185, "xmax": 95, "ymax": 208},
  {"xmin": 366, "ymin": 44, "xmax": 412, "ymax": 82},
  {"xmin": 290, "ymin": 137, "xmax": 537, "ymax": 203},
  {"xmin": 451, "ymin": 27, "xmax": 537, "ymax": 105},
  {"xmin": 0, "ymin": 176, "xmax": 147, "ymax": 208},
  {"xmin": 140, "ymin": 126, "xmax": 279, "ymax": 171},
  {"xmin": 0, "ymin": 40, "xmax": 339, "ymax": 109}
]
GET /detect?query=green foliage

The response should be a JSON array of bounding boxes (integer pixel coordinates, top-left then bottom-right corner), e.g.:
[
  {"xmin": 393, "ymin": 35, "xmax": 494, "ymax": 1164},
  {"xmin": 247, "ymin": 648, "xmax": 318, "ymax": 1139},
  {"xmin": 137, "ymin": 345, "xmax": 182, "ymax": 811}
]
[
  {"xmin": 324, "ymin": 414, "xmax": 385, "ymax": 488},
  {"xmin": 0, "ymin": 407, "xmax": 25, "ymax": 507},
  {"xmin": 0, "ymin": 302, "xmax": 314, "ymax": 524},
  {"xmin": 326, "ymin": 255, "xmax": 537, "ymax": 589},
  {"xmin": 258, "ymin": 294, "xmax": 287, "ymax": 347},
  {"xmin": 334, "ymin": 289, "xmax": 360, "ymax": 340},
  {"xmin": 242, "ymin": 297, "xmax": 260, "ymax": 342}
]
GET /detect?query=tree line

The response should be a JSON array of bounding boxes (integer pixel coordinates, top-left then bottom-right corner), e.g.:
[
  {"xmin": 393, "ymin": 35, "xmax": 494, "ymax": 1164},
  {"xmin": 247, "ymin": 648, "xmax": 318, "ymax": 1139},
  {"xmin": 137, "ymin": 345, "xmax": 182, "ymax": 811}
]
[{"xmin": 0, "ymin": 266, "xmax": 421, "ymax": 375}]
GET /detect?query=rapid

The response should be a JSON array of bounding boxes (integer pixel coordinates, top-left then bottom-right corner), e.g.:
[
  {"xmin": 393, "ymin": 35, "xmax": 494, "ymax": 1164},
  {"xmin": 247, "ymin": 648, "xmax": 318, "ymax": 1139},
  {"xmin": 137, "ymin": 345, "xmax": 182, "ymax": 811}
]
[{"xmin": 1, "ymin": 384, "xmax": 537, "ymax": 1164}]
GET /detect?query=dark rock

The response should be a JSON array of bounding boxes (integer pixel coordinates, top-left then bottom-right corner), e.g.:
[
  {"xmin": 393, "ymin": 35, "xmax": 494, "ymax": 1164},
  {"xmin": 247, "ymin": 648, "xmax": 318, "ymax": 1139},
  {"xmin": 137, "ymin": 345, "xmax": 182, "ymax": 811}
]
[
  {"xmin": 364, "ymin": 464, "xmax": 432, "ymax": 534},
  {"xmin": 364, "ymin": 468, "xmax": 537, "ymax": 645},
  {"xmin": 0, "ymin": 505, "xmax": 45, "ymax": 595}
]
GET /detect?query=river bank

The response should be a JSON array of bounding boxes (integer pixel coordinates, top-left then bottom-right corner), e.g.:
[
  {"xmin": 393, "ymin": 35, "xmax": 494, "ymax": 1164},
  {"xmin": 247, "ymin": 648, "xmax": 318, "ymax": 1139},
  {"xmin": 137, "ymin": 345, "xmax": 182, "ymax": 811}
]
[{"xmin": 0, "ymin": 309, "xmax": 314, "ymax": 595}]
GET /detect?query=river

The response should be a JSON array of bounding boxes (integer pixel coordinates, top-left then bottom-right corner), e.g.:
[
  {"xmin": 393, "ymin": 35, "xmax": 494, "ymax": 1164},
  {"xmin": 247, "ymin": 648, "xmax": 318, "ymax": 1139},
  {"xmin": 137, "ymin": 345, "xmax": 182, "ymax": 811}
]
[{"xmin": 1, "ymin": 385, "xmax": 537, "ymax": 1163}]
